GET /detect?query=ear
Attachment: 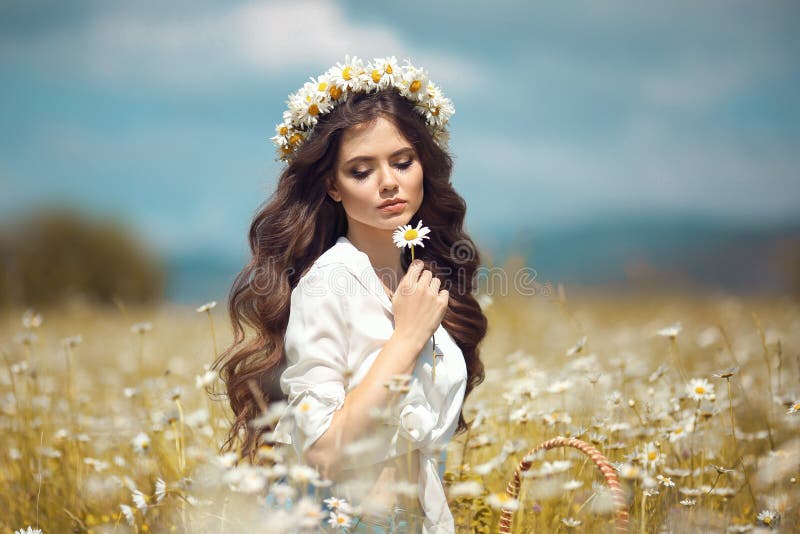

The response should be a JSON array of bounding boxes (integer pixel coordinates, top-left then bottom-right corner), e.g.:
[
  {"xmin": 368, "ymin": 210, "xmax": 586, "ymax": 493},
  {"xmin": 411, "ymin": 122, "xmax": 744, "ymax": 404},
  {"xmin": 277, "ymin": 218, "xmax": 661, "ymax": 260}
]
[{"xmin": 326, "ymin": 176, "xmax": 342, "ymax": 202}]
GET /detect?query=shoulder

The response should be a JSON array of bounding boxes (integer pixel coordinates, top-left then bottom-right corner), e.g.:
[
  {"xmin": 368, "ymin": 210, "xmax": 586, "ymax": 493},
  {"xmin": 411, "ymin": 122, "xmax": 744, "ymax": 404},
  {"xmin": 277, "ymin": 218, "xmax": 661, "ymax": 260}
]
[{"xmin": 296, "ymin": 238, "xmax": 360, "ymax": 289}]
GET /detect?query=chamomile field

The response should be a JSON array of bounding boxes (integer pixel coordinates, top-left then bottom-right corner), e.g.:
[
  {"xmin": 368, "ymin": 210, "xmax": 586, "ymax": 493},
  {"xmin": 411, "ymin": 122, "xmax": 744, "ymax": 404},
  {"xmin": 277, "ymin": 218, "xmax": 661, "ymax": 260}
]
[{"xmin": 1, "ymin": 290, "xmax": 798, "ymax": 533}]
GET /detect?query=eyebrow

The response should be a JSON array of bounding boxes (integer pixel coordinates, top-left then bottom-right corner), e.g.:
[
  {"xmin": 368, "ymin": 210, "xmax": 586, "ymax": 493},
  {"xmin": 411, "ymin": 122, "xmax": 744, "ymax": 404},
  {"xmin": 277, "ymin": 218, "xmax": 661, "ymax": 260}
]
[{"xmin": 343, "ymin": 146, "xmax": 415, "ymax": 166}]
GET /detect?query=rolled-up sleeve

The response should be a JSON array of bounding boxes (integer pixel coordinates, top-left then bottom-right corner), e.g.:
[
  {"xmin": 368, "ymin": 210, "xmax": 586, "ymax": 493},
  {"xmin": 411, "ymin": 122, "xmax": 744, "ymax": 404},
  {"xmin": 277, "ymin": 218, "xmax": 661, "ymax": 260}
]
[{"xmin": 274, "ymin": 266, "xmax": 350, "ymax": 460}]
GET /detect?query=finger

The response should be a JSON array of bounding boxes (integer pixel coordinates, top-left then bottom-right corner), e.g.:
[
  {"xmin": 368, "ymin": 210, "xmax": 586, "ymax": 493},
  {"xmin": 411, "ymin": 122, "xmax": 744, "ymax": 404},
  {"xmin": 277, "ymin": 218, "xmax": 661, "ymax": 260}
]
[
  {"xmin": 429, "ymin": 277, "xmax": 441, "ymax": 292},
  {"xmin": 404, "ymin": 259, "xmax": 424, "ymax": 282}
]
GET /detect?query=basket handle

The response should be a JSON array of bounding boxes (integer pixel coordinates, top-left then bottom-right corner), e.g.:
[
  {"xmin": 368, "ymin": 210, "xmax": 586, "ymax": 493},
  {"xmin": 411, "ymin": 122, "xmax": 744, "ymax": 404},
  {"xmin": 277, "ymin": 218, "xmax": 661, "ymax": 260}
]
[{"xmin": 497, "ymin": 436, "xmax": 629, "ymax": 534}]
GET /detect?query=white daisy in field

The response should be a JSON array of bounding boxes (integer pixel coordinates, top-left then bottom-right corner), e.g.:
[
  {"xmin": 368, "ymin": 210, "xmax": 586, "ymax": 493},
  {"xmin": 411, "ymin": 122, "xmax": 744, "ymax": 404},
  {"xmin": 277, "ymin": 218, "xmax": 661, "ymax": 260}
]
[
  {"xmin": 22, "ymin": 309, "xmax": 43, "ymax": 328},
  {"xmin": 561, "ymin": 518, "xmax": 582, "ymax": 528},
  {"xmin": 786, "ymin": 401, "xmax": 799, "ymax": 415},
  {"xmin": 196, "ymin": 301, "xmax": 216, "ymax": 313},
  {"xmin": 449, "ymin": 480, "xmax": 484, "ymax": 497},
  {"xmin": 292, "ymin": 393, "xmax": 326, "ymax": 428},
  {"xmin": 294, "ymin": 496, "xmax": 326, "ymax": 528},
  {"xmin": 14, "ymin": 527, "xmax": 42, "ymax": 534},
  {"xmin": 131, "ymin": 489, "xmax": 148, "ymax": 511},
  {"xmin": 323, "ymin": 496, "xmax": 352, "ymax": 513},
  {"xmin": 393, "ymin": 220, "xmax": 431, "ymax": 261},
  {"xmin": 130, "ymin": 321, "xmax": 152, "ymax": 334},
  {"xmin": 546, "ymin": 380, "xmax": 573, "ymax": 394},
  {"xmin": 656, "ymin": 322, "xmax": 682, "ymax": 339},
  {"xmin": 327, "ymin": 510, "xmax": 353, "ymax": 528},
  {"xmin": 289, "ymin": 464, "xmax": 319, "ymax": 484},
  {"xmin": 61, "ymin": 334, "xmax": 83, "ymax": 348},
  {"xmin": 155, "ymin": 478, "xmax": 167, "ymax": 503},
  {"xmin": 131, "ymin": 432, "xmax": 151, "ymax": 454},
  {"xmin": 757, "ymin": 509, "xmax": 779, "ymax": 527},
  {"xmin": 641, "ymin": 442, "xmax": 661, "ymax": 470},
  {"xmin": 686, "ymin": 378, "xmax": 714, "ymax": 401},
  {"xmin": 656, "ymin": 474, "xmax": 675, "ymax": 487},
  {"xmin": 565, "ymin": 335, "xmax": 587, "ymax": 357},
  {"xmin": 120, "ymin": 503, "xmax": 136, "ymax": 526},
  {"xmin": 486, "ymin": 492, "xmax": 519, "ymax": 511}
]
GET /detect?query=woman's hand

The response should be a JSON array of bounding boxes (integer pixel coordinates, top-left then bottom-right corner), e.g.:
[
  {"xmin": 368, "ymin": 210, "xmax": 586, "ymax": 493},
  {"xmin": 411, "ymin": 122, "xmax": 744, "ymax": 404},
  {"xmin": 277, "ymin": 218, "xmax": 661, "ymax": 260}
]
[{"xmin": 391, "ymin": 259, "xmax": 449, "ymax": 352}]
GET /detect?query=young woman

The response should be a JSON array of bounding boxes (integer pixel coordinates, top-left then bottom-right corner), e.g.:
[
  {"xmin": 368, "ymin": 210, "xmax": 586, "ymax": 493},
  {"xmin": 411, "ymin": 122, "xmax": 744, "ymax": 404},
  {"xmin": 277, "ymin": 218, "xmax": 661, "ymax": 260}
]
[{"xmin": 214, "ymin": 56, "xmax": 487, "ymax": 533}]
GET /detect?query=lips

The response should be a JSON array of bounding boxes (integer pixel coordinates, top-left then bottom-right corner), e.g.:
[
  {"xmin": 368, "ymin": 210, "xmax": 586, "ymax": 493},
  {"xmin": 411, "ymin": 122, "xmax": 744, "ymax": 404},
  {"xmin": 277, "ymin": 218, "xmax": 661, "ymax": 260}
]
[{"xmin": 378, "ymin": 199, "xmax": 406, "ymax": 208}]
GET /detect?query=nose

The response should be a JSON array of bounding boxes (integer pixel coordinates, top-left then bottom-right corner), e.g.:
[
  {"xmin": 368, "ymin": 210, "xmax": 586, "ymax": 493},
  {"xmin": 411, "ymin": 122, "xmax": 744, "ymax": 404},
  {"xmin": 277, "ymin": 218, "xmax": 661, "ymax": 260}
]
[{"xmin": 378, "ymin": 160, "xmax": 399, "ymax": 192}]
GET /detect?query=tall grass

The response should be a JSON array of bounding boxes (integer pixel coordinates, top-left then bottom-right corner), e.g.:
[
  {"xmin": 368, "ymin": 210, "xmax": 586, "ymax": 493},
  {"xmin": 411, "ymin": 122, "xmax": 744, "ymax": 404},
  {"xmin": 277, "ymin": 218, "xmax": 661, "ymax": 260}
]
[{"xmin": 0, "ymin": 291, "xmax": 797, "ymax": 533}]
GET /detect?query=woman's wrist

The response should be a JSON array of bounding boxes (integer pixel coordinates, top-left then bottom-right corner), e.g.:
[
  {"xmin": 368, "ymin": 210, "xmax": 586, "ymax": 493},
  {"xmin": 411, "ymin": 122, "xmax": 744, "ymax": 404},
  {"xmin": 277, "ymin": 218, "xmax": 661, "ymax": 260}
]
[{"xmin": 389, "ymin": 330, "xmax": 428, "ymax": 362}]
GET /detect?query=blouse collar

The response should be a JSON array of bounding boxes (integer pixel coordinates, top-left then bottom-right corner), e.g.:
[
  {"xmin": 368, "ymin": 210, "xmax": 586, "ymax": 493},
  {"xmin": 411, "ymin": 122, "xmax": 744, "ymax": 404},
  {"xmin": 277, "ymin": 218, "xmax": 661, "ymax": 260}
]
[{"xmin": 314, "ymin": 235, "xmax": 395, "ymax": 315}]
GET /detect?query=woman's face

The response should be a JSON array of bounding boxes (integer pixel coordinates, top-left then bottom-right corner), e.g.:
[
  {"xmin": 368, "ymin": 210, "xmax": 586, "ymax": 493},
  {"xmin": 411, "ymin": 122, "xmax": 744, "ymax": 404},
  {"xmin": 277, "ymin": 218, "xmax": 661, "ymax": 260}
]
[{"xmin": 327, "ymin": 116, "xmax": 424, "ymax": 234}]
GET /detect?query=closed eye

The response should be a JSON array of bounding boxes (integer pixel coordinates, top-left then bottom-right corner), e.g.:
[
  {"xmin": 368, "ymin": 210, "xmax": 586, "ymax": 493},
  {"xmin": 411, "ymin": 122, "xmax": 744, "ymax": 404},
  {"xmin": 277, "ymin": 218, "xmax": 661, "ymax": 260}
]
[{"xmin": 351, "ymin": 159, "xmax": 414, "ymax": 179}]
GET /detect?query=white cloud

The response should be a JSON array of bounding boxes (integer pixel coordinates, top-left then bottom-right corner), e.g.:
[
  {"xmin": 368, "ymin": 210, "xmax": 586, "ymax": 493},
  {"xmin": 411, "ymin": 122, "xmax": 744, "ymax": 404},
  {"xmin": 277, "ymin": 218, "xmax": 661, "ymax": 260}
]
[{"xmin": 3, "ymin": 0, "xmax": 485, "ymax": 95}]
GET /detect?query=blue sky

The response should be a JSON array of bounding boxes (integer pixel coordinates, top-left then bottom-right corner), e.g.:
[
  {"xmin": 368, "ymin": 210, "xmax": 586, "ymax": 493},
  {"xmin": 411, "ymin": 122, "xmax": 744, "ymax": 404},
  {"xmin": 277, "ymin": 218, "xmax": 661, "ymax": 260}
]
[{"xmin": 1, "ymin": 0, "xmax": 799, "ymax": 260}]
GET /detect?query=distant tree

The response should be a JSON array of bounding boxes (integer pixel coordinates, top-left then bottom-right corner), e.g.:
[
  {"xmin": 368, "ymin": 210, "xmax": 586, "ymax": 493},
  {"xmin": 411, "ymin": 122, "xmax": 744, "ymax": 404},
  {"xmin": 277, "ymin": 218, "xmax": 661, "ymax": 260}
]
[{"xmin": 0, "ymin": 208, "xmax": 165, "ymax": 308}]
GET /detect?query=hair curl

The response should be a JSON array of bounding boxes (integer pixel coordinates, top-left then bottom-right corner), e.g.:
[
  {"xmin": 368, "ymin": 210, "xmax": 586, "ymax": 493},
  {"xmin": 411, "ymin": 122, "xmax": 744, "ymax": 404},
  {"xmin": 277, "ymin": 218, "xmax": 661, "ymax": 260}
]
[{"xmin": 212, "ymin": 88, "xmax": 487, "ymax": 462}]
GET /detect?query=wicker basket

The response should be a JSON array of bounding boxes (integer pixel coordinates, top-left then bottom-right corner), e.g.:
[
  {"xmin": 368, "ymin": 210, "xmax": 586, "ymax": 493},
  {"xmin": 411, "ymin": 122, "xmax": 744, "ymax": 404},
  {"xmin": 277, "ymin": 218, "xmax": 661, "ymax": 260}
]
[{"xmin": 497, "ymin": 436, "xmax": 629, "ymax": 533}]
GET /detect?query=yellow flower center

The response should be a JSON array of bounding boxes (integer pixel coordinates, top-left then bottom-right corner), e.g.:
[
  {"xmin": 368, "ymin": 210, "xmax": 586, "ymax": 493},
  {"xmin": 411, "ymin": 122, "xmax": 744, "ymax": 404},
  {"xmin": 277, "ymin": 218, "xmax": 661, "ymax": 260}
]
[
  {"xmin": 308, "ymin": 103, "xmax": 319, "ymax": 116},
  {"xmin": 409, "ymin": 80, "xmax": 421, "ymax": 93},
  {"xmin": 695, "ymin": 386, "xmax": 706, "ymax": 394},
  {"xmin": 342, "ymin": 66, "xmax": 352, "ymax": 81},
  {"xmin": 648, "ymin": 451, "xmax": 658, "ymax": 461},
  {"xmin": 329, "ymin": 86, "xmax": 343, "ymax": 100},
  {"xmin": 289, "ymin": 133, "xmax": 302, "ymax": 145},
  {"xmin": 279, "ymin": 125, "xmax": 288, "ymax": 135},
  {"xmin": 299, "ymin": 402, "xmax": 311, "ymax": 412},
  {"xmin": 371, "ymin": 69, "xmax": 381, "ymax": 83},
  {"xmin": 317, "ymin": 81, "xmax": 328, "ymax": 91},
  {"xmin": 385, "ymin": 64, "xmax": 393, "ymax": 74},
  {"xmin": 431, "ymin": 107, "xmax": 440, "ymax": 116},
  {"xmin": 404, "ymin": 229, "xmax": 419, "ymax": 240}
]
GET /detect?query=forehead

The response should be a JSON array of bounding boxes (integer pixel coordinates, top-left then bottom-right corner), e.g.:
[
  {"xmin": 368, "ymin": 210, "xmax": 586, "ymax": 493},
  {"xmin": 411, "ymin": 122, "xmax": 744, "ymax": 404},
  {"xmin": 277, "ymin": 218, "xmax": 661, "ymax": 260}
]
[{"xmin": 338, "ymin": 116, "xmax": 412, "ymax": 161}]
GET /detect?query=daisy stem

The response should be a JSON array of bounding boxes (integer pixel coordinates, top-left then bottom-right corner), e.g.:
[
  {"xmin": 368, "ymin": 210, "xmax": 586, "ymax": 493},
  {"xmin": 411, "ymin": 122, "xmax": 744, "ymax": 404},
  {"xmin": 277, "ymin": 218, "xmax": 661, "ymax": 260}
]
[
  {"xmin": 690, "ymin": 399, "xmax": 700, "ymax": 485},
  {"xmin": 751, "ymin": 312, "xmax": 776, "ymax": 451},
  {"xmin": 726, "ymin": 378, "xmax": 758, "ymax": 509},
  {"xmin": 640, "ymin": 492, "xmax": 647, "ymax": 534},
  {"xmin": 205, "ymin": 309, "xmax": 218, "ymax": 358},
  {"xmin": 410, "ymin": 245, "xmax": 415, "ymax": 262}
]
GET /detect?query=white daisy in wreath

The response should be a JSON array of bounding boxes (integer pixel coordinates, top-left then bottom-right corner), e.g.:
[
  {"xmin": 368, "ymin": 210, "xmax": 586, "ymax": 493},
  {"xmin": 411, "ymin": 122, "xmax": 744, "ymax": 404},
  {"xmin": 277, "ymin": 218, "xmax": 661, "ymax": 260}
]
[
  {"xmin": 288, "ymin": 82, "xmax": 334, "ymax": 128},
  {"xmin": 393, "ymin": 220, "xmax": 431, "ymax": 261},
  {"xmin": 397, "ymin": 60, "xmax": 429, "ymax": 102},
  {"xmin": 329, "ymin": 54, "xmax": 367, "ymax": 93},
  {"xmin": 366, "ymin": 56, "xmax": 399, "ymax": 91}
]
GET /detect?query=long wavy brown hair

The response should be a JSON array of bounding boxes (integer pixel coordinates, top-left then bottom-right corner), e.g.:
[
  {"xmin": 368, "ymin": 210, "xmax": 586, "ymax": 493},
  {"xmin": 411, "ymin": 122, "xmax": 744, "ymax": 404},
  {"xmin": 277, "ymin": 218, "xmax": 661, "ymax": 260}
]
[{"xmin": 212, "ymin": 87, "xmax": 487, "ymax": 462}]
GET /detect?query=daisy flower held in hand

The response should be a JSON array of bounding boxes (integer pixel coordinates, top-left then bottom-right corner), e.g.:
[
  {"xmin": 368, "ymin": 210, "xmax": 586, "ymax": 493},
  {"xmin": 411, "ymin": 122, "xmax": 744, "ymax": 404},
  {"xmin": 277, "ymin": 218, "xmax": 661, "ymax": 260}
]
[
  {"xmin": 393, "ymin": 220, "xmax": 430, "ymax": 261},
  {"xmin": 393, "ymin": 220, "xmax": 444, "ymax": 383}
]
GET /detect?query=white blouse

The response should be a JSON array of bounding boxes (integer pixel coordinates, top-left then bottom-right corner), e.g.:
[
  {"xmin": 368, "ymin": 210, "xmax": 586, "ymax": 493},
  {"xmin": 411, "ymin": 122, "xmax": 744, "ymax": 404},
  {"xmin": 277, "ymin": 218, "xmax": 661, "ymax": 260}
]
[{"xmin": 272, "ymin": 236, "xmax": 467, "ymax": 533}]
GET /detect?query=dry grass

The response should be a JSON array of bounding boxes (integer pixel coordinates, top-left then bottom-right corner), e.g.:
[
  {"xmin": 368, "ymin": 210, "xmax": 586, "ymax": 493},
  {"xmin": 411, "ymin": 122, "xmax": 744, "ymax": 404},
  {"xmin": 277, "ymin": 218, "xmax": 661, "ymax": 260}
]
[{"xmin": 0, "ymin": 290, "xmax": 798, "ymax": 533}]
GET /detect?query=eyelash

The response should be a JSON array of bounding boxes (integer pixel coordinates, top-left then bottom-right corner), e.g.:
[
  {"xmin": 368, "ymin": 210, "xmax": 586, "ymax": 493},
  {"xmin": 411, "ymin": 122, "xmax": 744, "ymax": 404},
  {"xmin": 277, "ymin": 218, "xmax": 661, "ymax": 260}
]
[{"xmin": 351, "ymin": 160, "xmax": 413, "ymax": 180}]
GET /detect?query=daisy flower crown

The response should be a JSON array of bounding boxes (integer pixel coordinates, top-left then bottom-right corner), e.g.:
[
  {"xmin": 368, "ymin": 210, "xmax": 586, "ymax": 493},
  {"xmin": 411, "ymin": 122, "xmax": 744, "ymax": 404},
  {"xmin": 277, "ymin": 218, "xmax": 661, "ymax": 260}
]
[{"xmin": 270, "ymin": 55, "xmax": 455, "ymax": 162}]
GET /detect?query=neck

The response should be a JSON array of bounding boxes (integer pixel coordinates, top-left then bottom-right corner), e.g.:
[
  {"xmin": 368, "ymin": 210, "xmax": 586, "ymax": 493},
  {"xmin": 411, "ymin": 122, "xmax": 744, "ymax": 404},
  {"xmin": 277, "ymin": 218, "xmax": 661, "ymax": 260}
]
[{"xmin": 345, "ymin": 226, "xmax": 403, "ymax": 290}]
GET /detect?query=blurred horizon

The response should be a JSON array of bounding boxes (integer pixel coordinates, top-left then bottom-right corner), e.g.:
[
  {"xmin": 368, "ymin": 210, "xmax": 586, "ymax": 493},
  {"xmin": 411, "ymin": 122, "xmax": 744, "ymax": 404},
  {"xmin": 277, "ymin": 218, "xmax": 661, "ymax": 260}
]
[{"xmin": 1, "ymin": 0, "xmax": 799, "ymax": 304}]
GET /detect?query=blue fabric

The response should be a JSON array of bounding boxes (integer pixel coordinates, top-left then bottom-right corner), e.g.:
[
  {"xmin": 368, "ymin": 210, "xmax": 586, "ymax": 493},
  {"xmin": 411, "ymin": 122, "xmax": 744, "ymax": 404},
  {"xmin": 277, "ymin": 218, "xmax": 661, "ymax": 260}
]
[{"xmin": 264, "ymin": 448, "xmax": 448, "ymax": 531}]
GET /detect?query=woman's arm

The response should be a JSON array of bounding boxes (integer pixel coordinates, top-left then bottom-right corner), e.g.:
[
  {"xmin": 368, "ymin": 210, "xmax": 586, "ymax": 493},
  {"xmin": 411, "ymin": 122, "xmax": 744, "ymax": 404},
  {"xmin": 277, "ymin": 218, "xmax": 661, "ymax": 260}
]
[{"xmin": 305, "ymin": 332, "xmax": 425, "ymax": 479}]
